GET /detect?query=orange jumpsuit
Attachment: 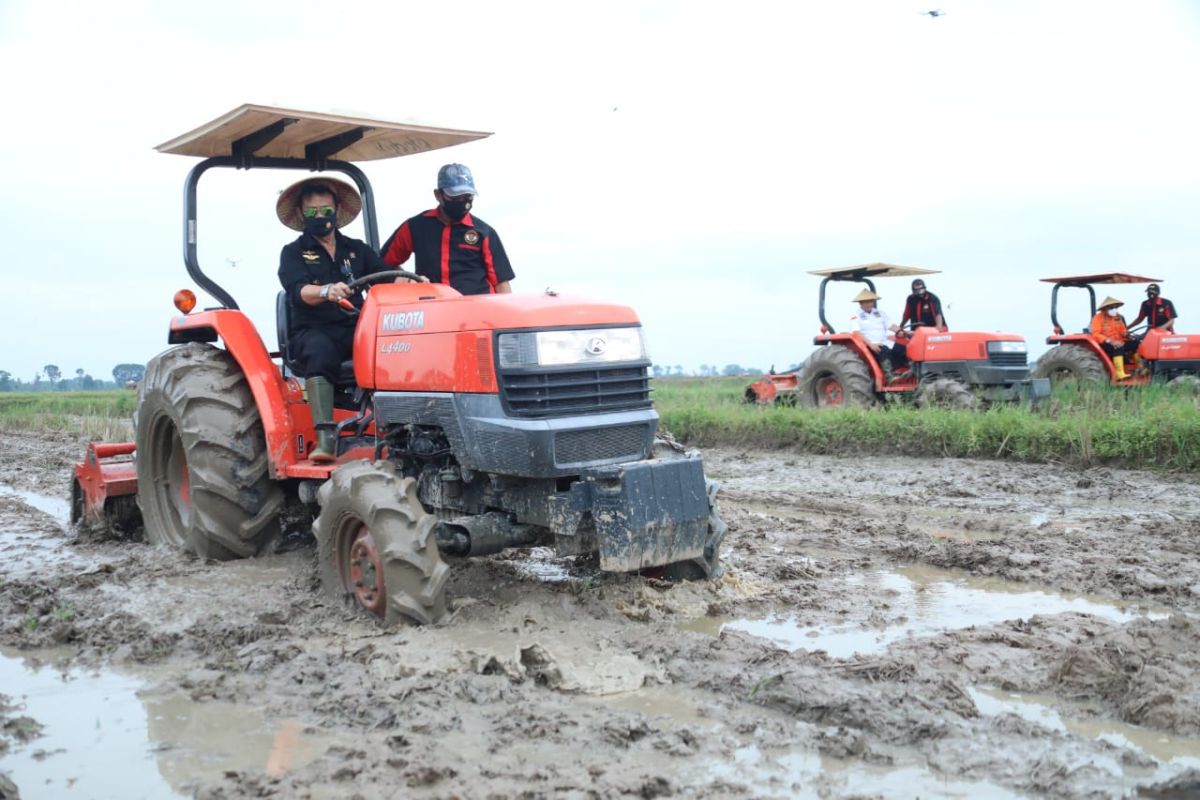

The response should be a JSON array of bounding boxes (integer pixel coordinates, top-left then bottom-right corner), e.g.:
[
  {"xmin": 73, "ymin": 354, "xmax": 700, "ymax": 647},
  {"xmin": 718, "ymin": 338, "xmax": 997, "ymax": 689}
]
[{"xmin": 1090, "ymin": 311, "xmax": 1136, "ymax": 357}]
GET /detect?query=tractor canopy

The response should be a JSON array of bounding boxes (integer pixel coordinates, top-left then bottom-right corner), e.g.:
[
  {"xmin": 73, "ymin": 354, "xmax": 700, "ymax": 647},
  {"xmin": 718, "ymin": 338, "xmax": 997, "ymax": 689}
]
[
  {"xmin": 808, "ymin": 263, "xmax": 941, "ymax": 281},
  {"xmin": 160, "ymin": 104, "xmax": 491, "ymax": 310},
  {"xmin": 156, "ymin": 103, "xmax": 490, "ymax": 162},
  {"xmin": 1040, "ymin": 272, "xmax": 1163, "ymax": 287}
]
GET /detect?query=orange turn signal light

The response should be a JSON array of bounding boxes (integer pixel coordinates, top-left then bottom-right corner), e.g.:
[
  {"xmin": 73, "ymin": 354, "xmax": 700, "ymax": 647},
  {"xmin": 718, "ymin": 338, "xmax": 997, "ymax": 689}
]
[
  {"xmin": 1053, "ymin": 326, "xmax": 1063, "ymax": 335},
  {"xmin": 174, "ymin": 289, "xmax": 197, "ymax": 314},
  {"xmin": 819, "ymin": 324, "xmax": 830, "ymax": 333}
]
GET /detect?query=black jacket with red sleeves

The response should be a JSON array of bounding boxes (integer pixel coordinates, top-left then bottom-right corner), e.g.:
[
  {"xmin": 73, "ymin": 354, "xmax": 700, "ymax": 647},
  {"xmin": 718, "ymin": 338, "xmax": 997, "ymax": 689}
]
[
  {"xmin": 381, "ymin": 209, "xmax": 514, "ymax": 296},
  {"xmin": 901, "ymin": 291, "xmax": 945, "ymax": 328}
]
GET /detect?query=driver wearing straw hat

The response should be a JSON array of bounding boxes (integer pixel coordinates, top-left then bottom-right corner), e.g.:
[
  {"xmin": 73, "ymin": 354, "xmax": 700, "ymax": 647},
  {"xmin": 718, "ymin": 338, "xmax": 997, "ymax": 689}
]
[
  {"xmin": 1090, "ymin": 296, "xmax": 1136, "ymax": 380},
  {"xmin": 851, "ymin": 288, "xmax": 905, "ymax": 379},
  {"xmin": 277, "ymin": 176, "xmax": 391, "ymax": 462}
]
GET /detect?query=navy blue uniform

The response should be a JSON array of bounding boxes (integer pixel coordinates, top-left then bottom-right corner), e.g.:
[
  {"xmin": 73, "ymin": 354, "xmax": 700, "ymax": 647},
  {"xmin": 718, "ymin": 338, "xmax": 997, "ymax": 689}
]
[{"xmin": 277, "ymin": 231, "xmax": 387, "ymax": 381}]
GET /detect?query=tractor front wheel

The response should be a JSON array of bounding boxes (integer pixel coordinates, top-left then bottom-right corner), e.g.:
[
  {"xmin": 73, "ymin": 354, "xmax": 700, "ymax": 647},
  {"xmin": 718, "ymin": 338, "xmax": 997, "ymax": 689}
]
[
  {"xmin": 135, "ymin": 343, "xmax": 283, "ymax": 559},
  {"xmin": 797, "ymin": 346, "xmax": 877, "ymax": 408},
  {"xmin": 914, "ymin": 377, "xmax": 978, "ymax": 409},
  {"xmin": 315, "ymin": 461, "xmax": 450, "ymax": 626},
  {"xmin": 1032, "ymin": 345, "xmax": 1107, "ymax": 385}
]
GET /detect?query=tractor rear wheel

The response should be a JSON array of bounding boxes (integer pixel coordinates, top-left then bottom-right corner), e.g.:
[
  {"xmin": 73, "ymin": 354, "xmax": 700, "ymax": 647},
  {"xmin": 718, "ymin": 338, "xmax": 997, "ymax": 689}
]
[
  {"xmin": 914, "ymin": 377, "xmax": 978, "ymax": 409},
  {"xmin": 1166, "ymin": 375, "xmax": 1200, "ymax": 394},
  {"xmin": 797, "ymin": 346, "xmax": 877, "ymax": 408},
  {"xmin": 135, "ymin": 343, "xmax": 283, "ymax": 559},
  {"xmin": 1032, "ymin": 345, "xmax": 1107, "ymax": 385},
  {"xmin": 315, "ymin": 461, "xmax": 450, "ymax": 626}
]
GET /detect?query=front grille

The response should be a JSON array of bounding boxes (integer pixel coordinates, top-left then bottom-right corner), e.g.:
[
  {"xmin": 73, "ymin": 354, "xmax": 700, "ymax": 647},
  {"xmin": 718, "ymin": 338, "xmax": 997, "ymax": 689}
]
[
  {"xmin": 499, "ymin": 364, "xmax": 652, "ymax": 417},
  {"xmin": 989, "ymin": 352, "xmax": 1028, "ymax": 367},
  {"xmin": 555, "ymin": 425, "xmax": 648, "ymax": 465}
]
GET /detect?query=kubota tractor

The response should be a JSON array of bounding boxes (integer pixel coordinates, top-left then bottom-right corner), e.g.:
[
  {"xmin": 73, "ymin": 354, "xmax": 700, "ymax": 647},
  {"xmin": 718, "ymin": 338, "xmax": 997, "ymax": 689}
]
[
  {"xmin": 71, "ymin": 105, "xmax": 726, "ymax": 625},
  {"xmin": 745, "ymin": 263, "xmax": 1048, "ymax": 408},
  {"xmin": 1032, "ymin": 273, "xmax": 1200, "ymax": 388}
]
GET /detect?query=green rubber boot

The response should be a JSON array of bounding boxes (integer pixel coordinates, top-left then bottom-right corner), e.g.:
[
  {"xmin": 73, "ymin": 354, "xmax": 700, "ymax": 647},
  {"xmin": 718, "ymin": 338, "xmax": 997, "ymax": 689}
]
[{"xmin": 305, "ymin": 376, "xmax": 337, "ymax": 463}]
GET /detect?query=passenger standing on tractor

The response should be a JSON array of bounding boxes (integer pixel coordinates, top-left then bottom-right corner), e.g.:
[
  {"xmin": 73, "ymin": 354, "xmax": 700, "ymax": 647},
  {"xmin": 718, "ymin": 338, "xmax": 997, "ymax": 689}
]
[
  {"xmin": 900, "ymin": 279, "xmax": 947, "ymax": 332},
  {"xmin": 1090, "ymin": 296, "xmax": 1136, "ymax": 380},
  {"xmin": 381, "ymin": 164, "xmax": 515, "ymax": 294},
  {"xmin": 851, "ymin": 289, "xmax": 905, "ymax": 378},
  {"xmin": 1129, "ymin": 283, "xmax": 1178, "ymax": 332},
  {"xmin": 277, "ymin": 177, "xmax": 388, "ymax": 463}
]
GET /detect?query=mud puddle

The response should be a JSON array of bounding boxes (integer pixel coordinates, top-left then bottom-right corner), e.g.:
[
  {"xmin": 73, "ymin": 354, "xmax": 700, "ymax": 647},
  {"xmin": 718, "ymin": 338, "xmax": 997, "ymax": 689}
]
[
  {"xmin": 707, "ymin": 745, "xmax": 1025, "ymax": 800},
  {"xmin": 685, "ymin": 563, "xmax": 1168, "ymax": 658},
  {"xmin": 969, "ymin": 686, "xmax": 1200, "ymax": 786},
  {"xmin": 0, "ymin": 648, "xmax": 342, "ymax": 799},
  {"xmin": 0, "ymin": 484, "xmax": 69, "ymax": 527}
]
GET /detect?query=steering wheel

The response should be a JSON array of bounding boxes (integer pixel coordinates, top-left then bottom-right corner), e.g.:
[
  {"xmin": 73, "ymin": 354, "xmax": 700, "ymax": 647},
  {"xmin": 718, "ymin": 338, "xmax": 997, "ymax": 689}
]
[
  {"xmin": 335, "ymin": 269, "xmax": 426, "ymax": 314},
  {"xmin": 345, "ymin": 269, "xmax": 423, "ymax": 290}
]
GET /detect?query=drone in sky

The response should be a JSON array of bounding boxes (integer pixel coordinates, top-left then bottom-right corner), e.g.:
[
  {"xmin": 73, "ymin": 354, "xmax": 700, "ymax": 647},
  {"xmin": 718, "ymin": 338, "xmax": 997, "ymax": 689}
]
[{"xmin": 921, "ymin": 9, "xmax": 945, "ymax": 17}]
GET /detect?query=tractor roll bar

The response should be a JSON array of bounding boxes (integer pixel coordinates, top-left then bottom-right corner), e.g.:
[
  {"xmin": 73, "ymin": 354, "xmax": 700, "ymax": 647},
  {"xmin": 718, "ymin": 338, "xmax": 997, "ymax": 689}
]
[
  {"xmin": 182, "ymin": 156, "xmax": 380, "ymax": 310},
  {"xmin": 1049, "ymin": 282, "xmax": 1096, "ymax": 334},
  {"xmin": 818, "ymin": 276, "xmax": 876, "ymax": 334}
]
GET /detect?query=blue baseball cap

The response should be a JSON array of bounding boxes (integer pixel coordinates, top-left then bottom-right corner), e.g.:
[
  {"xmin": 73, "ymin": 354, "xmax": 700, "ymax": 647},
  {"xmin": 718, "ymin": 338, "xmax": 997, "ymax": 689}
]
[{"xmin": 437, "ymin": 163, "xmax": 477, "ymax": 196}]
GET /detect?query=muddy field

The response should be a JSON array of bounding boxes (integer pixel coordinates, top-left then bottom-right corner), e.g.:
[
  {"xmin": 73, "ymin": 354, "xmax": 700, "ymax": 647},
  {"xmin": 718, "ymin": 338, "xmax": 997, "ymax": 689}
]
[{"xmin": 1, "ymin": 429, "xmax": 1199, "ymax": 799}]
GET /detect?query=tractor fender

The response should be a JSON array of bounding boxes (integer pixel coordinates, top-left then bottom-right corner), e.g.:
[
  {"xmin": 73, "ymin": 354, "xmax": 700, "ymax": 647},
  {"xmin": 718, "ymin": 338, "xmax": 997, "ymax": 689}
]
[{"xmin": 169, "ymin": 310, "xmax": 298, "ymax": 476}]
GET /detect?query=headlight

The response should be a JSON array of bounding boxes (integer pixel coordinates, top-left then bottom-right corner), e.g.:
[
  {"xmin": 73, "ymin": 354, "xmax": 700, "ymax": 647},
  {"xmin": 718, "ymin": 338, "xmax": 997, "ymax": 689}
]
[
  {"xmin": 498, "ymin": 327, "xmax": 647, "ymax": 368},
  {"xmin": 987, "ymin": 340, "xmax": 1027, "ymax": 354}
]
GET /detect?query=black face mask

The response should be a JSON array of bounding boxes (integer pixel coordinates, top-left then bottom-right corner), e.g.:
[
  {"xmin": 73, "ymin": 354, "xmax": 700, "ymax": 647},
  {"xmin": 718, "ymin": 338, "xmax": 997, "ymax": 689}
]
[
  {"xmin": 441, "ymin": 198, "xmax": 472, "ymax": 222},
  {"xmin": 304, "ymin": 215, "xmax": 336, "ymax": 238}
]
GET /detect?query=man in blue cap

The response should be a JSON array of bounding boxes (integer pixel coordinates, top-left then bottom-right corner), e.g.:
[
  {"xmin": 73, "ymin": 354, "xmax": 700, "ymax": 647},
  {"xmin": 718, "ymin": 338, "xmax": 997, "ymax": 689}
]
[{"xmin": 381, "ymin": 164, "xmax": 515, "ymax": 294}]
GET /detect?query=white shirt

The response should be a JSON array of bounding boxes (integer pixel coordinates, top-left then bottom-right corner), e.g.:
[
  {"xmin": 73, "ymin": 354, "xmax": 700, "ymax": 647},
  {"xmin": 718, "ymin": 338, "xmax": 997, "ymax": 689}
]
[{"xmin": 851, "ymin": 305, "xmax": 892, "ymax": 346}]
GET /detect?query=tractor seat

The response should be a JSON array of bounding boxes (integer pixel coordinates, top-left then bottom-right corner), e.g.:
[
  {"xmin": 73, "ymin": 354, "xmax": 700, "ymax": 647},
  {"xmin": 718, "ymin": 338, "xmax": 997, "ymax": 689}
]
[{"xmin": 275, "ymin": 291, "xmax": 357, "ymax": 386}]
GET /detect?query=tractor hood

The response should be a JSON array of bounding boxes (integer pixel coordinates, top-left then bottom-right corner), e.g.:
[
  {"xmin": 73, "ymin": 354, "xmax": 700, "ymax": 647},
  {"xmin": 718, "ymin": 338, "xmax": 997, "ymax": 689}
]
[{"xmin": 354, "ymin": 285, "xmax": 645, "ymax": 392}]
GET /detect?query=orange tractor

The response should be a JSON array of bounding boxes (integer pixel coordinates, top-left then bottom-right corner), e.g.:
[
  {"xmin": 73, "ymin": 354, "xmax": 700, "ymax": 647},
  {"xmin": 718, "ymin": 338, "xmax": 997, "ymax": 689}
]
[
  {"xmin": 1032, "ymin": 273, "xmax": 1200, "ymax": 387},
  {"xmin": 71, "ymin": 105, "xmax": 725, "ymax": 625},
  {"xmin": 746, "ymin": 263, "xmax": 1049, "ymax": 408}
]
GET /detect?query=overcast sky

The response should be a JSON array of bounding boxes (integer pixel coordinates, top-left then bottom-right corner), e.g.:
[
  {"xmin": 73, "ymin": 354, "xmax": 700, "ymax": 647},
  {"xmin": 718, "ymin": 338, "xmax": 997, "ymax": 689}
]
[{"xmin": 1, "ymin": 0, "xmax": 1198, "ymax": 381}]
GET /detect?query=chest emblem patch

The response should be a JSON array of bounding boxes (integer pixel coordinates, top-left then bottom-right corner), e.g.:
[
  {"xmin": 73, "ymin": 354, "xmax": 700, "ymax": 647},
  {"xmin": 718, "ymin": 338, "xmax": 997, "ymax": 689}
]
[
  {"xmin": 463, "ymin": 229, "xmax": 480, "ymax": 245},
  {"xmin": 301, "ymin": 250, "xmax": 320, "ymax": 262}
]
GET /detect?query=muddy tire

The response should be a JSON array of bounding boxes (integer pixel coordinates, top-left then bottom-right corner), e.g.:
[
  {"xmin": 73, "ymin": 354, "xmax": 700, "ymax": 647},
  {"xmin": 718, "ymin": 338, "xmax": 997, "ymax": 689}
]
[
  {"xmin": 1166, "ymin": 375, "xmax": 1200, "ymax": 394},
  {"xmin": 914, "ymin": 377, "xmax": 978, "ymax": 409},
  {"xmin": 797, "ymin": 346, "xmax": 877, "ymax": 408},
  {"xmin": 1032, "ymin": 345, "xmax": 1107, "ymax": 385},
  {"xmin": 315, "ymin": 461, "xmax": 450, "ymax": 626},
  {"xmin": 135, "ymin": 343, "xmax": 283, "ymax": 559}
]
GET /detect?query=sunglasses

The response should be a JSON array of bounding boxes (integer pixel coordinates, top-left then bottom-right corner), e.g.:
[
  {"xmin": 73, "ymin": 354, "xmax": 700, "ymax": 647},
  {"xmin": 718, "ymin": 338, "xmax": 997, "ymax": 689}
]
[{"xmin": 301, "ymin": 206, "xmax": 336, "ymax": 219}]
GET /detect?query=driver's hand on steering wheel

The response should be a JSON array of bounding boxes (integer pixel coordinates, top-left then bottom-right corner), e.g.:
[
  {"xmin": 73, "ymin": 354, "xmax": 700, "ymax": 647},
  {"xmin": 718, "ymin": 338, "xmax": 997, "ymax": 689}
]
[
  {"xmin": 394, "ymin": 274, "xmax": 430, "ymax": 284},
  {"xmin": 326, "ymin": 282, "xmax": 353, "ymax": 302}
]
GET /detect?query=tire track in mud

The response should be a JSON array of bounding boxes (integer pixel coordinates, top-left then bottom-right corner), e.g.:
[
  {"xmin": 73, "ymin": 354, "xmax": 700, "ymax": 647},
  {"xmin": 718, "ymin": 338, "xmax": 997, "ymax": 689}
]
[{"xmin": 2, "ymin": 432, "xmax": 1200, "ymax": 798}]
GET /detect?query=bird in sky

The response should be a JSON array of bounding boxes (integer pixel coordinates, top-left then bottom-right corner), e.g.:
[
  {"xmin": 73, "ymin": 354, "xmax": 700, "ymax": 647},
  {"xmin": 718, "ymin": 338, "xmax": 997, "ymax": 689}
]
[
  {"xmin": 921, "ymin": 9, "xmax": 945, "ymax": 17},
  {"xmin": 226, "ymin": 257, "xmax": 243, "ymax": 269}
]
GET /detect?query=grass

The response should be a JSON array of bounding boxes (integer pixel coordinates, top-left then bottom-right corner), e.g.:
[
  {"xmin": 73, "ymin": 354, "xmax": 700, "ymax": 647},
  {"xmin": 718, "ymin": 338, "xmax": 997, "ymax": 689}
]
[
  {"xmin": 655, "ymin": 377, "xmax": 1200, "ymax": 471},
  {"xmin": 3, "ymin": 381, "xmax": 1197, "ymax": 471},
  {"xmin": 0, "ymin": 391, "xmax": 135, "ymax": 441}
]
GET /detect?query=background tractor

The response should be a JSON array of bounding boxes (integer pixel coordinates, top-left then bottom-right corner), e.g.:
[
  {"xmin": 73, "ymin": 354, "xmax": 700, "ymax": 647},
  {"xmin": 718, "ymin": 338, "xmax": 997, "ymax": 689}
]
[
  {"xmin": 72, "ymin": 104, "xmax": 726, "ymax": 625},
  {"xmin": 746, "ymin": 263, "xmax": 1049, "ymax": 409},
  {"xmin": 1032, "ymin": 273, "xmax": 1200, "ymax": 388}
]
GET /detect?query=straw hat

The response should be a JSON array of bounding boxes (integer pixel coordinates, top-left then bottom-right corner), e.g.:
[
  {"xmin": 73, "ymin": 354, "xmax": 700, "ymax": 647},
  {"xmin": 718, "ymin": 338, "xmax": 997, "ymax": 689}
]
[
  {"xmin": 1097, "ymin": 296, "xmax": 1125, "ymax": 310},
  {"xmin": 276, "ymin": 176, "xmax": 363, "ymax": 232},
  {"xmin": 852, "ymin": 288, "xmax": 881, "ymax": 302}
]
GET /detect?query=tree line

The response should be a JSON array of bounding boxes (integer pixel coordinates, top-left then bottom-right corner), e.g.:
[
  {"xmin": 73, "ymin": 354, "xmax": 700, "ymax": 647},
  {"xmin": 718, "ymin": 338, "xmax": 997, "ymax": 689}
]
[{"xmin": 0, "ymin": 363, "xmax": 145, "ymax": 392}]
